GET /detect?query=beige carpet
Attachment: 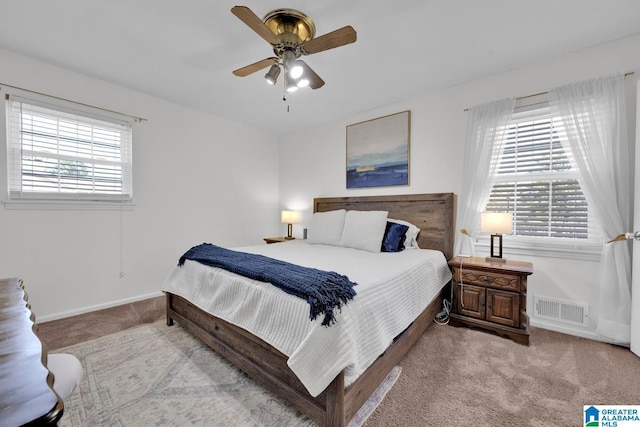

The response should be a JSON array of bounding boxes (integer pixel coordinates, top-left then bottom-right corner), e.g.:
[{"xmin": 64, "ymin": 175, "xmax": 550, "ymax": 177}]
[
  {"xmin": 56, "ymin": 320, "xmax": 400, "ymax": 427},
  {"xmin": 365, "ymin": 323, "xmax": 640, "ymax": 426},
  {"xmin": 40, "ymin": 297, "xmax": 640, "ymax": 426}
]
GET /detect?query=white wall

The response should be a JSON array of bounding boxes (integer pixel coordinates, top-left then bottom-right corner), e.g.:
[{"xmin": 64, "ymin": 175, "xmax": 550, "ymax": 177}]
[
  {"xmin": 0, "ymin": 49, "xmax": 281, "ymax": 321},
  {"xmin": 279, "ymin": 34, "xmax": 640, "ymax": 341}
]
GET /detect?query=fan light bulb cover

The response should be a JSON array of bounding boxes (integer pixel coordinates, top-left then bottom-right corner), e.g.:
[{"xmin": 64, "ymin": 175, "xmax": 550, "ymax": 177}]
[
  {"xmin": 286, "ymin": 85, "xmax": 299, "ymax": 93},
  {"xmin": 289, "ymin": 63, "xmax": 303, "ymax": 79},
  {"xmin": 264, "ymin": 64, "xmax": 281, "ymax": 85},
  {"xmin": 296, "ymin": 78, "xmax": 309, "ymax": 88}
]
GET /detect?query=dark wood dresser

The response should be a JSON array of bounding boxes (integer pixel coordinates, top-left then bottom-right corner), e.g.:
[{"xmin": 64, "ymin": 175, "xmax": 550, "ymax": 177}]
[
  {"xmin": 448, "ymin": 256, "xmax": 533, "ymax": 345},
  {"xmin": 0, "ymin": 278, "xmax": 63, "ymax": 426}
]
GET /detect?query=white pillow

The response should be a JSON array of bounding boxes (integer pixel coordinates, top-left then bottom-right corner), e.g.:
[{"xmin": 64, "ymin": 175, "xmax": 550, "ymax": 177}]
[
  {"xmin": 307, "ymin": 209, "xmax": 347, "ymax": 246},
  {"xmin": 340, "ymin": 210, "xmax": 389, "ymax": 252},
  {"xmin": 388, "ymin": 218, "xmax": 421, "ymax": 249}
]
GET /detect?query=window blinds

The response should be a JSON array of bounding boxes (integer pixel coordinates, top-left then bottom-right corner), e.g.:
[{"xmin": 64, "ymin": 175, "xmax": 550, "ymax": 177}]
[
  {"xmin": 6, "ymin": 95, "xmax": 133, "ymax": 202},
  {"xmin": 486, "ymin": 106, "xmax": 592, "ymax": 240}
]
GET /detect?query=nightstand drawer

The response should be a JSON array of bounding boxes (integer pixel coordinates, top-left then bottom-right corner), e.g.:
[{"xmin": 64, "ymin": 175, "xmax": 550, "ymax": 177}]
[{"xmin": 453, "ymin": 269, "xmax": 521, "ymax": 291}]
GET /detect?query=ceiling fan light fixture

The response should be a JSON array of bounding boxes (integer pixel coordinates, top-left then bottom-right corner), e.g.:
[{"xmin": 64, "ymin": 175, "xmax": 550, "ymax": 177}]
[
  {"xmin": 264, "ymin": 64, "xmax": 281, "ymax": 85},
  {"xmin": 231, "ymin": 6, "xmax": 356, "ymax": 96}
]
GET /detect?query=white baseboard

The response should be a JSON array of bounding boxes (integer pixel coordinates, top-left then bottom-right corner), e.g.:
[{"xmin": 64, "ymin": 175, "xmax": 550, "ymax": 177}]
[
  {"xmin": 530, "ymin": 317, "xmax": 601, "ymax": 342},
  {"xmin": 37, "ymin": 291, "xmax": 164, "ymax": 323}
]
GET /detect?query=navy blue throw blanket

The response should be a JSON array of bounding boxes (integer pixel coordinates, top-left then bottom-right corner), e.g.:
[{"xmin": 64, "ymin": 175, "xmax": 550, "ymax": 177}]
[{"xmin": 178, "ymin": 243, "xmax": 357, "ymax": 326}]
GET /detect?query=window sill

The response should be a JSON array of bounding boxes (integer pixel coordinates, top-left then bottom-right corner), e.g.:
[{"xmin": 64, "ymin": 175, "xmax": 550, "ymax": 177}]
[
  {"xmin": 475, "ymin": 238, "xmax": 602, "ymax": 262},
  {"xmin": 3, "ymin": 199, "xmax": 136, "ymax": 211}
]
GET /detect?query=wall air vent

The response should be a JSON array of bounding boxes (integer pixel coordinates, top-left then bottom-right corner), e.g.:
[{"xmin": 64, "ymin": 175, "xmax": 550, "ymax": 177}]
[{"xmin": 533, "ymin": 295, "xmax": 589, "ymax": 326}]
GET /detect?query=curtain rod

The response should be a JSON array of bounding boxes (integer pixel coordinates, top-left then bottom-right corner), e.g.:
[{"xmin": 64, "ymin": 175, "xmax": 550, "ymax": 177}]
[
  {"xmin": 0, "ymin": 82, "xmax": 147, "ymax": 122},
  {"xmin": 464, "ymin": 71, "xmax": 635, "ymax": 112}
]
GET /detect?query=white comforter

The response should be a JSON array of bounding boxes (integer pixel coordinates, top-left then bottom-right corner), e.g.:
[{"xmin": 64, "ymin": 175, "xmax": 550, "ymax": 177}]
[{"xmin": 162, "ymin": 240, "xmax": 451, "ymax": 397}]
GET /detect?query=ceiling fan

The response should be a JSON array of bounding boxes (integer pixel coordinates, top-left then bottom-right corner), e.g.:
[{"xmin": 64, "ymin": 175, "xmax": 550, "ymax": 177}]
[{"xmin": 231, "ymin": 5, "xmax": 357, "ymax": 96}]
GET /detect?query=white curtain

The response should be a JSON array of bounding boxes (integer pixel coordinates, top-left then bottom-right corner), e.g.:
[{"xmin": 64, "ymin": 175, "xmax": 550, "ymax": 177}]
[
  {"xmin": 549, "ymin": 73, "xmax": 632, "ymax": 344},
  {"xmin": 454, "ymin": 98, "xmax": 515, "ymax": 256},
  {"xmin": 632, "ymin": 80, "xmax": 640, "ymax": 356}
]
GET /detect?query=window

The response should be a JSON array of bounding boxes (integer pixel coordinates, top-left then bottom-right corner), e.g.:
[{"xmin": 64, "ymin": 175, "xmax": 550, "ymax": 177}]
[
  {"xmin": 6, "ymin": 93, "xmax": 133, "ymax": 206},
  {"xmin": 483, "ymin": 98, "xmax": 601, "ymax": 257}
]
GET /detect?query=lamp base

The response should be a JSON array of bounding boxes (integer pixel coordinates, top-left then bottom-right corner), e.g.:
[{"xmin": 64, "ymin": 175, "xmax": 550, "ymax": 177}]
[
  {"xmin": 284, "ymin": 236, "xmax": 295, "ymax": 240},
  {"xmin": 485, "ymin": 256, "xmax": 507, "ymax": 263},
  {"xmin": 489, "ymin": 233, "xmax": 505, "ymax": 259}
]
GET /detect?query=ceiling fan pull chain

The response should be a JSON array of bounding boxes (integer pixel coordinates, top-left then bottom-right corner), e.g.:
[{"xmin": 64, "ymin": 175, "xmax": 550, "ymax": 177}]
[{"xmin": 282, "ymin": 78, "xmax": 287, "ymax": 102}]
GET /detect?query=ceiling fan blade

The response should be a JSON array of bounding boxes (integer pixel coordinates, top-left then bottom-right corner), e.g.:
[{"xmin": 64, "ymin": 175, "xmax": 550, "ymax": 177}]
[
  {"xmin": 301, "ymin": 26, "xmax": 357, "ymax": 55},
  {"xmin": 233, "ymin": 57, "xmax": 278, "ymax": 77},
  {"xmin": 231, "ymin": 6, "xmax": 281, "ymax": 46},
  {"xmin": 298, "ymin": 60, "xmax": 325, "ymax": 89}
]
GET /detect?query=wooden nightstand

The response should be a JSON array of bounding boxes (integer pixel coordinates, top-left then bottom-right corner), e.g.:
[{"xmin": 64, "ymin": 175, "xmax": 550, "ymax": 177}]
[
  {"xmin": 263, "ymin": 237, "xmax": 296, "ymax": 244},
  {"xmin": 448, "ymin": 256, "xmax": 533, "ymax": 345}
]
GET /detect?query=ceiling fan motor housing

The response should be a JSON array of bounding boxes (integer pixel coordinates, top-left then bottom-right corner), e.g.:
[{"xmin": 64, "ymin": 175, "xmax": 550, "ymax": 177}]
[{"xmin": 263, "ymin": 9, "xmax": 316, "ymax": 58}]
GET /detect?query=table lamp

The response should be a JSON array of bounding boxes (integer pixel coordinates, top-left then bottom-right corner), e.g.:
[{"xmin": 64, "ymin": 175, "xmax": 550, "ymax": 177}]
[
  {"xmin": 281, "ymin": 210, "xmax": 299, "ymax": 240},
  {"xmin": 481, "ymin": 212, "xmax": 513, "ymax": 262}
]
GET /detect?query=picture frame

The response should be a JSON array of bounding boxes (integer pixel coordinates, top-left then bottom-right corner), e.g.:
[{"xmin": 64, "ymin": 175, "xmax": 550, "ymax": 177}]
[{"xmin": 346, "ymin": 110, "xmax": 410, "ymax": 189}]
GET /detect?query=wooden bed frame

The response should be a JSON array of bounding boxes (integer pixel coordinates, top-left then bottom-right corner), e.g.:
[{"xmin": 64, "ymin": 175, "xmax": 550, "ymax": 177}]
[{"xmin": 166, "ymin": 193, "xmax": 454, "ymax": 426}]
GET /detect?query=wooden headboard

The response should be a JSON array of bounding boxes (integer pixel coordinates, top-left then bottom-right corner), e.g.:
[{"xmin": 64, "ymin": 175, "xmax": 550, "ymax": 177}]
[{"xmin": 313, "ymin": 193, "xmax": 454, "ymax": 260}]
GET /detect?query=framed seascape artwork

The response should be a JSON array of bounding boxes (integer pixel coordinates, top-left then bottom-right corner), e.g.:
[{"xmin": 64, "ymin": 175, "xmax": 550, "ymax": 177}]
[{"xmin": 346, "ymin": 110, "xmax": 410, "ymax": 189}]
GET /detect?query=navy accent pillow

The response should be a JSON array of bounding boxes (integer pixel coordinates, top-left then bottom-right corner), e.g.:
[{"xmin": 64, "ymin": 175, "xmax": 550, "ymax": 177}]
[{"xmin": 381, "ymin": 222, "xmax": 409, "ymax": 252}]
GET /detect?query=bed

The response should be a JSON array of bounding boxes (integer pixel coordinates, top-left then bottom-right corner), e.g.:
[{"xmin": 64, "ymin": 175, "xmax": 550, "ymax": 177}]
[{"xmin": 163, "ymin": 193, "xmax": 454, "ymax": 426}]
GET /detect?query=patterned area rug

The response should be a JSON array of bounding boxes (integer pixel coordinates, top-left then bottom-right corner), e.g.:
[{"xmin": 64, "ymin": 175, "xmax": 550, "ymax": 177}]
[{"xmin": 57, "ymin": 320, "xmax": 401, "ymax": 426}]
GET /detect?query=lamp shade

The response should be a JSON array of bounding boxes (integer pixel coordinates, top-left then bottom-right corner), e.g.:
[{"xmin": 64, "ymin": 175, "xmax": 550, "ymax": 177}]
[
  {"xmin": 281, "ymin": 210, "xmax": 299, "ymax": 224},
  {"xmin": 480, "ymin": 212, "xmax": 513, "ymax": 234}
]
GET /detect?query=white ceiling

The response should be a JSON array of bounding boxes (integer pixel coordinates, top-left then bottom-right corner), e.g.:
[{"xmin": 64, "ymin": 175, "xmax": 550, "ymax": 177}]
[{"xmin": 1, "ymin": 1, "xmax": 639, "ymax": 135}]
